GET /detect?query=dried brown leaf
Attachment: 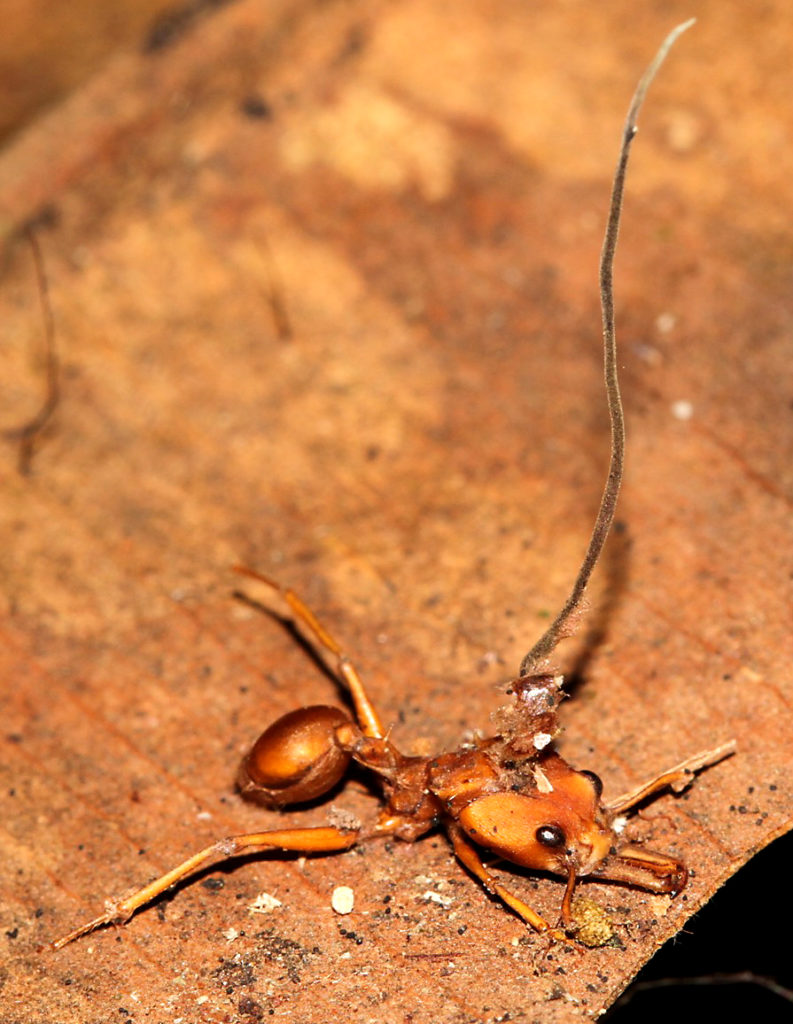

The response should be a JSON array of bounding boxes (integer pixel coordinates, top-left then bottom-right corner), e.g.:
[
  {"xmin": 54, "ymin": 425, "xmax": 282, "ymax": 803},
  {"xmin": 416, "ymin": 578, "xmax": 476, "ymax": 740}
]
[{"xmin": 1, "ymin": 2, "xmax": 791, "ymax": 1022}]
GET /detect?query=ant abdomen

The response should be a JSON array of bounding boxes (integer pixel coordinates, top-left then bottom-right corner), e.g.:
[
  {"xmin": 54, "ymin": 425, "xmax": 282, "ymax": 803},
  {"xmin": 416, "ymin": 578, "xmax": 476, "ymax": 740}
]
[{"xmin": 238, "ymin": 705, "xmax": 353, "ymax": 807}]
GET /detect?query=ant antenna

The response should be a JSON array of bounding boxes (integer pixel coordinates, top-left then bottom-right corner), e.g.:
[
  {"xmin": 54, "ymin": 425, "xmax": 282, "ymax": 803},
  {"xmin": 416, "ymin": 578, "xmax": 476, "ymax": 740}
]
[{"xmin": 519, "ymin": 20, "xmax": 695, "ymax": 677}]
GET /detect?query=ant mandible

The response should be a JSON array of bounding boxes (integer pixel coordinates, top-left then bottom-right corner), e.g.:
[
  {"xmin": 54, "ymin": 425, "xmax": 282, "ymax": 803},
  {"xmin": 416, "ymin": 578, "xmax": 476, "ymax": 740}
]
[{"xmin": 51, "ymin": 20, "xmax": 734, "ymax": 952}]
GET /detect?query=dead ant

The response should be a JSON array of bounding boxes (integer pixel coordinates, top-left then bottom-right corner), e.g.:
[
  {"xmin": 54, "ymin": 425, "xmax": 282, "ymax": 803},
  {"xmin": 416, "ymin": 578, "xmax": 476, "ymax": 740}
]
[{"xmin": 50, "ymin": 20, "xmax": 734, "ymax": 952}]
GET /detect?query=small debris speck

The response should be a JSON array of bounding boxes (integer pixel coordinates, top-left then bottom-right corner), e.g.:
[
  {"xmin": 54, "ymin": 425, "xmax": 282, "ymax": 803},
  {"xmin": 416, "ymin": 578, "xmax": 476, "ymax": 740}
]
[
  {"xmin": 331, "ymin": 886, "xmax": 355, "ymax": 915},
  {"xmin": 248, "ymin": 892, "xmax": 282, "ymax": 914},
  {"xmin": 240, "ymin": 95, "xmax": 272, "ymax": 120},
  {"xmin": 670, "ymin": 399, "xmax": 693, "ymax": 421},
  {"xmin": 421, "ymin": 890, "xmax": 453, "ymax": 909}
]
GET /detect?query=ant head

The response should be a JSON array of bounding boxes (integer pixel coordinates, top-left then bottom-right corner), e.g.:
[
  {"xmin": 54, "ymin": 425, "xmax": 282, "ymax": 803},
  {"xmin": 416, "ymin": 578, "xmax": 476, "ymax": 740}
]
[{"xmin": 457, "ymin": 754, "xmax": 613, "ymax": 877}]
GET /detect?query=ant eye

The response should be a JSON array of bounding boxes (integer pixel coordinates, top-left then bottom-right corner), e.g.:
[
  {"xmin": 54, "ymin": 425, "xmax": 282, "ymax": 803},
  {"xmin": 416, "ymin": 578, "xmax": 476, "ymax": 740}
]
[
  {"xmin": 535, "ymin": 824, "xmax": 566, "ymax": 848},
  {"xmin": 580, "ymin": 769, "xmax": 604, "ymax": 799}
]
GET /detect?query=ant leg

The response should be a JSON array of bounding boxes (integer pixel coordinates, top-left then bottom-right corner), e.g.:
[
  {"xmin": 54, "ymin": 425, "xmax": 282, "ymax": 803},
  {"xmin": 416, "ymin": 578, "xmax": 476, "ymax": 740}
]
[
  {"xmin": 447, "ymin": 824, "xmax": 567, "ymax": 941},
  {"xmin": 594, "ymin": 844, "xmax": 687, "ymax": 894},
  {"xmin": 604, "ymin": 741, "xmax": 736, "ymax": 815},
  {"xmin": 234, "ymin": 565, "xmax": 384, "ymax": 738},
  {"xmin": 50, "ymin": 825, "xmax": 358, "ymax": 951}
]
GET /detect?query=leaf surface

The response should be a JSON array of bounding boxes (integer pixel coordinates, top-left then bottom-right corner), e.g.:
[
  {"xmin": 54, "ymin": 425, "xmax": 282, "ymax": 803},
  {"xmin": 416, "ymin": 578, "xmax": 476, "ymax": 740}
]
[{"xmin": 1, "ymin": 2, "xmax": 791, "ymax": 1021}]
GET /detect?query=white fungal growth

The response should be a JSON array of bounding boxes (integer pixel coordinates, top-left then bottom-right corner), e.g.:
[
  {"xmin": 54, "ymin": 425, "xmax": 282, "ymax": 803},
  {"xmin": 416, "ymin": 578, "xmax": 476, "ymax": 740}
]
[{"xmin": 533, "ymin": 765, "xmax": 554, "ymax": 793}]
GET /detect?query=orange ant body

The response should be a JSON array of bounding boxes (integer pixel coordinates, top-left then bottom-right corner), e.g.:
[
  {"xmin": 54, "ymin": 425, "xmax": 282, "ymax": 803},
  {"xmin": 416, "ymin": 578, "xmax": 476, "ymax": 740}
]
[{"xmin": 51, "ymin": 21, "xmax": 734, "ymax": 953}]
